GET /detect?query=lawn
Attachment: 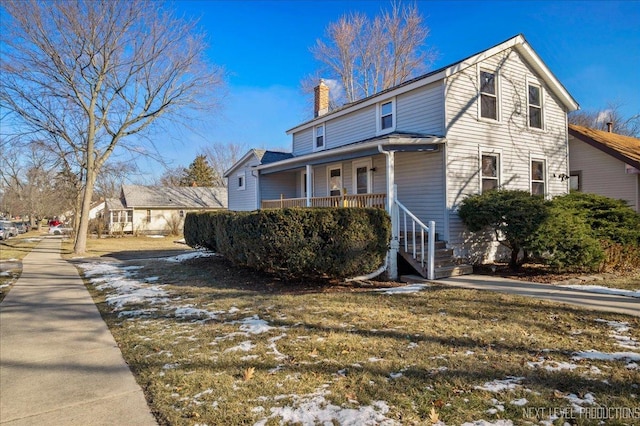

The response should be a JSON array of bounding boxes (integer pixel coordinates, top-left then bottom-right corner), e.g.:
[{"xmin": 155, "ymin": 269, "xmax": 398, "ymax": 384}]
[
  {"xmin": 75, "ymin": 251, "xmax": 640, "ymax": 426},
  {"xmin": 0, "ymin": 231, "xmax": 44, "ymax": 302}
]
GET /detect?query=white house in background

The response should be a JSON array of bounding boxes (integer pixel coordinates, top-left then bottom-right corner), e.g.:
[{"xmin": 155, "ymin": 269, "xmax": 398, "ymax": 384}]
[
  {"xmin": 568, "ymin": 124, "xmax": 640, "ymax": 212},
  {"xmin": 105, "ymin": 185, "xmax": 227, "ymax": 235},
  {"xmin": 225, "ymin": 34, "xmax": 579, "ymax": 279},
  {"xmin": 88, "ymin": 200, "xmax": 106, "ymax": 220}
]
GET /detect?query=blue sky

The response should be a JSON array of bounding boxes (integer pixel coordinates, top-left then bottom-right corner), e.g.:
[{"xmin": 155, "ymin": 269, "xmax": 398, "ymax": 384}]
[{"xmin": 141, "ymin": 0, "xmax": 640, "ymax": 179}]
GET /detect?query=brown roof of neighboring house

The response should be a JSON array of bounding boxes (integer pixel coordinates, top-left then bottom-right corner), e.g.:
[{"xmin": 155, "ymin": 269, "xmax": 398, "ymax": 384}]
[{"xmin": 568, "ymin": 124, "xmax": 640, "ymax": 170}]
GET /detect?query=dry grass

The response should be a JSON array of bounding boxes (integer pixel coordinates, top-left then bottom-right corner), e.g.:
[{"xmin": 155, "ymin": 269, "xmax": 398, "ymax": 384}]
[
  {"xmin": 60, "ymin": 235, "xmax": 191, "ymax": 259},
  {"xmin": 0, "ymin": 232, "xmax": 43, "ymax": 302},
  {"xmin": 79, "ymin": 255, "xmax": 640, "ymax": 426}
]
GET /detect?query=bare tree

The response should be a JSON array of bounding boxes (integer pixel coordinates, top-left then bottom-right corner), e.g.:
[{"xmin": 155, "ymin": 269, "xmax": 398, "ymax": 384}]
[
  {"xmin": 308, "ymin": 1, "xmax": 435, "ymax": 105},
  {"xmin": 201, "ymin": 142, "xmax": 248, "ymax": 187},
  {"xmin": 569, "ymin": 102, "xmax": 640, "ymax": 137},
  {"xmin": 0, "ymin": 0, "xmax": 225, "ymax": 254}
]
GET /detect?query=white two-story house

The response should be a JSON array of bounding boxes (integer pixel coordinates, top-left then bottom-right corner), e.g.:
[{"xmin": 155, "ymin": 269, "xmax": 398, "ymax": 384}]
[{"xmin": 224, "ymin": 34, "xmax": 579, "ymax": 280}]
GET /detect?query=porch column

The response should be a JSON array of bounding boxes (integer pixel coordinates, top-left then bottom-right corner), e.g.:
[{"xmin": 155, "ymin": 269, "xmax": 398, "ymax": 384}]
[
  {"xmin": 384, "ymin": 150, "xmax": 399, "ymax": 280},
  {"xmin": 306, "ymin": 164, "xmax": 312, "ymax": 207}
]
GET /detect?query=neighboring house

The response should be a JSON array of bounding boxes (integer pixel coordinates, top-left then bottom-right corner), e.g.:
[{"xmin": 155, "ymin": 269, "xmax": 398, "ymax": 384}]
[
  {"xmin": 105, "ymin": 185, "xmax": 227, "ymax": 235},
  {"xmin": 225, "ymin": 34, "xmax": 578, "ymax": 279},
  {"xmin": 89, "ymin": 200, "xmax": 106, "ymax": 220},
  {"xmin": 568, "ymin": 124, "xmax": 640, "ymax": 212}
]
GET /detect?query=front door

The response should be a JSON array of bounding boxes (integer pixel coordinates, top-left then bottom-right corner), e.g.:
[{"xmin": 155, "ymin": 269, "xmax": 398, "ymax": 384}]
[{"xmin": 352, "ymin": 159, "xmax": 372, "ymax": 194}]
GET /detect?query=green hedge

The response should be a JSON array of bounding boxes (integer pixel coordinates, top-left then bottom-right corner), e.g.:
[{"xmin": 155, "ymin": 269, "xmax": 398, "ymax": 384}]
[{"xmin": 184, "ymin": 208, "xmax": 390, "ymax": 280}]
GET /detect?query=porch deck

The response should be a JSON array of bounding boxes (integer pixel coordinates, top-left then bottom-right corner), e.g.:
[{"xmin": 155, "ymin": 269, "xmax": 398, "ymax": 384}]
[{"xmin": 261, "ymin": 193, "xmax": 387, "ymax": 209}]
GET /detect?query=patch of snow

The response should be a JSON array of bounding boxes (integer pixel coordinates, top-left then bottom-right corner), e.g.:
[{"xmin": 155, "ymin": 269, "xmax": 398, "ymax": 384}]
[
  {"xmin": 175, "ymin": 306, "xmax": 222, "ymax": 321},
  {"xmin": 475, "ymin": 377, "xmax": 524, "ymax": 392},
  {"xmin": 595, "ymin": 318, "xmax": 639, "ymax": 349},
  {"xmin": 461, "ymin": 421, "xmax": 513, "ymax": 426},
  {"xmin": 561, "ymin": 285, "xmax": 640, "ymax": 298},
  {"xmin": 162, "ymin": 251, "xmax": 215, "ymax": 263},
  {"xmin": 527, "ymin": 358, "xmax": 579, "ymax": 371},
  {"xmin": 253, "ymin": 390, "xmax": 398, "ymax": 426},
  {"xmin": 374, "ymin": 284, "xmax": 430, "ymax": 294},
  {"xmin": 225, "ymin": 341, "xmax": 255, "ymax": 352},
  {"xmin": 146, "ymin": 235, "xmax": 165, "ymax": 238},
  {"xmin": 237, "ymin": 315, "xmax": 273, "ymax": 334},
  {"xmin": 572, "ymin": 350, "xmax": 640, "ymax": 362},
  {"xmin": 389, "ymin": 372, "xmax": 403, "ymax": 379},
  {"xmin": 510, "ymin": 398, "xmax": 528, "ymax": 406}
]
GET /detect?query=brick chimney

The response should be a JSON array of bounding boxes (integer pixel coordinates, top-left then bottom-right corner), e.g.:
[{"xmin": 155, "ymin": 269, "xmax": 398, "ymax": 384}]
[{"xmin": 314, "ymin": 80, "xmax": 329, "ymax": 117}]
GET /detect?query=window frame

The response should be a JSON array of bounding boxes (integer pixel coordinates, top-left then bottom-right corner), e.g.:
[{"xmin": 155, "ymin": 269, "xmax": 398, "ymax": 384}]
[
  {"xmin": 530, "ymin": 158, "xmax": 547, "ymax": 196},
  {"xmin": 479, "ymin": 150, "xmax": 501, "ymax": 193},
  {"xmin": 327, "ymin": 165, "xmax": 343, "ymax": 197},
  {"xmin": 527, "ymin": 79, "xmax": 544, "ymax": 130},
  {"xmin": 314, "ymin": 123, "xmax": 325, "ymax": 151},
  {"xmin": 237, "ymin": 172, "xmax": 246, "ymax": 191},
  {"xmin": 478, "ymin": 67, "xmax": 500, "ymax": 121},
  {"xmin": 376, "ymin": 98, "xmax": 396, "ymax": 135},
  {"xmin": 352, "ymin": 158, "xmax": 373, "ymax": 195},
  {"xmin": 569, "ymin": 170, "xmax": 582, "ymax": 192},
  {"xmin": 146, "ymin": 209, "xmax": 152, "ymax": 223}
]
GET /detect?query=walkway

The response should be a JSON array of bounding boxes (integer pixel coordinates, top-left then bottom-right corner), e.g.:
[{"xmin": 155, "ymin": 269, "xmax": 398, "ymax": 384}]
[
  {"xmin": 403, "ymin": 274, "xmax": 640, "ymax": 317},
  {"xmin": 0, "ymin": 238, "xmax": 157, "ymax": 425}
]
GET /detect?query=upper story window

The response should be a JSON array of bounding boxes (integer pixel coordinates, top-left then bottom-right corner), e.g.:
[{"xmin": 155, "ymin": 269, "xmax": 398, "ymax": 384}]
[
  {"xmin": 531, "ymin": 159, "xmax": 546, "ymax": 196},
  {"xmin": 528, "ymin": 83, "xmax": 543, "ymax": 129},
  {"xmin": 237, "ymin": 172, "xmax": 246, "ymax": 191},
  {"xmin": 314, "ymin": 124, "xmax": 325, "ymax": 150},
  {"xmin": 377, "ymin": 99, "xmax": 395, "ymax": 134},
  {"xmin": 481, "ymin": 153, "xmax": 500, "ymax": 192},
  {"xmin": 479, "ymin": 70, "xmax": 498, "ymax": 120}
]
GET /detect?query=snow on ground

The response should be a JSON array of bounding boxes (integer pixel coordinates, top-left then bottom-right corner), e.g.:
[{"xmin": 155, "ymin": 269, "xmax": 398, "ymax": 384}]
[
  {"xmin": 162, "ymin": 251, "xmax": 215, "ymax": 263},
  {"xmin": 571, "ymin": 319, "xmax": 640, "ymax": 369},
  {"xmin": 595, "ymin": 318, "xmax": 639, "ymax": 349},
  {"xmin": 559, "ymin": 284, "xmax": 640, "ymax": 298},
  {"xmin": 474, "ymin": 377, "xmax": 524, "ymax": 392},
  {"xmin": 374, "ymin": 283, "xmax": 430, "ymax": 294},
  {"xmin": 253, "ymin": 389, "xmax": 399, "ymax": 426}
]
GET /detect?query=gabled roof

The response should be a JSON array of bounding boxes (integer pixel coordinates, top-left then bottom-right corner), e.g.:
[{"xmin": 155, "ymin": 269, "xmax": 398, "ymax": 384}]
[
  {"xmin": 223, "ymin": 149, "xmax": 293, "ymax": 177},
  {"xmin": 569, "ymin": 124, "xmax": 640, "ymax": 169},
  {"xmin": 287, "ymin": 34, "xmax": 579, "ymax": 134},
  {"xmin": 119, "ymin": 185, "xmax": 227, "ymax": 209}
]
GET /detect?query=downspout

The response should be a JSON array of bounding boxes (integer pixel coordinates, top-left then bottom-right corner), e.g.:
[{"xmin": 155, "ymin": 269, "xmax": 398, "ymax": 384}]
[{"xmin": 378, "ymin": 145, "xmax": 399, "ymax": 280}]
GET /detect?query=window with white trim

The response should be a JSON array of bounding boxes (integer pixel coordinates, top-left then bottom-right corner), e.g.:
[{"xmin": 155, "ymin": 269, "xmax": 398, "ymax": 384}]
[
  {"xmin": 328, "ymin": 166, "xmax": 342, "ymax": 196},
  {"xmin": 531, "ymin": 159, "xmax": 546, "ymax": 195},
  {"xmin": 237, "ymin": 172, "xmax": 246, "ymax": 190},
  {"xmin": 479, "ymin": 70, "xmax": 498, "ymax": 120},
  {"xmin": 352, "ymin": 159, "xmax": 372, "ymax": 194},
  {"xmin": 377, "ymin": 99, "xmax": 395, "ymax": 134},
  {"xmin": 528, "ymin": 83, "xmax": 543, "ymax": 129},
  {"xmin": 314, "ymin": 124, "xmax": 325, "ymax": 150},
  {"xmin": 569, "ymin": 171, "xmax": 581, "ymax": 191},
  {"xmin": 481, "ymin": 153, "xmax": 500, "ymax": 192}
]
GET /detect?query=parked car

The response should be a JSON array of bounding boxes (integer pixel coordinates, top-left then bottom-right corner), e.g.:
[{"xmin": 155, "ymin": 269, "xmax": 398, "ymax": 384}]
[
  {"xmin": 48, "ymin": 224, "xmax": 72, "ymax": 235},
  {"xmin": 0, "ymin": 221, "xmax": 18, "ymax": 239},
  {"xmin": 15, "ymin": 222, "xmax": 29, "ymax": 234}
]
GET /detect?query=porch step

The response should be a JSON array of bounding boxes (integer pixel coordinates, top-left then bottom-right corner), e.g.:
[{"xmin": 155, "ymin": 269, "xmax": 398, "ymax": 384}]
[{"xmin": 398, "ymin": 240, "xmax": 472, "ymax": 280}]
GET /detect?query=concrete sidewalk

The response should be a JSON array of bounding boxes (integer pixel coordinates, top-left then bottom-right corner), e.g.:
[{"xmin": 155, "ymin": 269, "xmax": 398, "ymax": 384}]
[
  {"xmin": 0, "ymin": 238, "xmax": 156, "ymax": 425},
  {"xmin": 404, "ymin": 274, "xmax": 640, "ymax": 317}
]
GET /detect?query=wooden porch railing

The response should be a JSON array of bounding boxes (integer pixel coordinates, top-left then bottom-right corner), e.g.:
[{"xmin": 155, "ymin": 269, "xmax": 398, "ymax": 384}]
[{"xmin": 261, "ymin": 193, "xmax": 387, "ymax": 209}]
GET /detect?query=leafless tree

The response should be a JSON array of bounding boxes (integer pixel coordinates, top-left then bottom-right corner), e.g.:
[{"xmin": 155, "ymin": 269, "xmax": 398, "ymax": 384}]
[
  {"xmin": 158, "ymin": 167, "xmax": 185, "ymax": 187},
  {"xmin": 569, "ymin": 102, "xmax": 640, "ymax": 137},
  {"xmin": 201, "ymin": 142, "xmax": 248, "ymax": 187},
  {"xmin": 308, "ymin": 1, "xmax": 435, "ymax": 106},
  {"xmin": 0, "ymin": 0, "xmax": 225, "ymax": 254}
]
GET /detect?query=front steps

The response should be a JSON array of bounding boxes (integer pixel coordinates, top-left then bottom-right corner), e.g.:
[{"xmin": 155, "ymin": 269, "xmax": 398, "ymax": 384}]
[{"xmin": 398, "ymin": 239, "xmax": 472, "ymax": 279}]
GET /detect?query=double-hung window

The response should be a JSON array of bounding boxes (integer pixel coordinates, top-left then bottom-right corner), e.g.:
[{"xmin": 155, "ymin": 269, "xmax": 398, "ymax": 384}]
[
  {"xmin": 480, "ymin": 70, "xmax": 498, "ymax": 120},
  {"xmin": 528, "ymin": 83, "xmax": 543, "ymax": 129},
  {"xmin": 377, "ymin": 99, "xmax": 395, "ymax": 134},
  {"xmin": 328, "ymin": 166, "xmax": 342, "ymax": 197},
  {"xmin": 531, "ymin": 160, "xmax": 546, "ymax": 196},
  {"xmin": 314, "ymin": 124, "xmax": 325, "ymax": 150},
  {"xmin": 481, "ymin": 153, "xmax": 500, "ymax": 192}
]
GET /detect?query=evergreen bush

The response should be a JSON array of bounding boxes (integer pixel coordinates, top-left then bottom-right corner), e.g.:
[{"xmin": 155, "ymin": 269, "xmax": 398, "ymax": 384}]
[{"xmin": 184, "ymin": 208, "xmax": 390, "ymax": 280}]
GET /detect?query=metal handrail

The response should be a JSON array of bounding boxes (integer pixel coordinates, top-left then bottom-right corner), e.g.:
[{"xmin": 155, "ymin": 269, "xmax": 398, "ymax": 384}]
[{"xmin": 395, "ymin": 199, "xmax": 435, "ymax": 280}]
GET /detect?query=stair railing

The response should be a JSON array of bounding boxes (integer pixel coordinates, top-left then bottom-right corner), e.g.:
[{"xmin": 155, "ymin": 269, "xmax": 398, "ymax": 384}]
[{"xmin": 395, "ymin": 199, "xmax": 435, "ymax": 280}]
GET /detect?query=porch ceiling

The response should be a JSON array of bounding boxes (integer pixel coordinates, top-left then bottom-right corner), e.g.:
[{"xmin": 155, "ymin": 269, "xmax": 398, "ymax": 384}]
[{"xmin": 258, "ymin": 132, "xmax": 445, "ymax": 175}]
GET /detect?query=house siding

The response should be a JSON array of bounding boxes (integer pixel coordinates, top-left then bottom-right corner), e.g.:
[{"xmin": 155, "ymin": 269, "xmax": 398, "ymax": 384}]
[
  {"xmin": 261, "ymin": 172, "xmax": 297, "ymax": 201},
  {"xmin": 228, "ymin": 156, "xmax": 260, "ymax": 211},
  {"xmin": 444, "ymin": 47, "xmax": 570, "ymax": 260},
  {"xmin": 569, "ymin": 138, "xmax": 640, "ymax": 212},
  {"xmin": 396, "ymin": 82, "xmax": 445, "ymax": 135}
]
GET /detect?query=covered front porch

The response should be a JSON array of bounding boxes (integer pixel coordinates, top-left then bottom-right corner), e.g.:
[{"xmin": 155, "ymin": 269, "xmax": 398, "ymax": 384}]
[{"xmin": 253, "ymin": 133, "xmax": 470, "ymax": 279}]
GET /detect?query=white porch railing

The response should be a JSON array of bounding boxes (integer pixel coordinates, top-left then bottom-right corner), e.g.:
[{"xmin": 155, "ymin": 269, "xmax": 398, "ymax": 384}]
[
  {"xmin": 395, "ymin": 199, "xmax": 435, "ymax": 280},
  {"xmin": 261, "ymin": 193, "xmax": 387, "ymax": 209}
]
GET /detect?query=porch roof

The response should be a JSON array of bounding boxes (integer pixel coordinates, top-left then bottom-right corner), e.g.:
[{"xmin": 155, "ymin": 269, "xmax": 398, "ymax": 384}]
[{"xmin": 256, "ymin": 132, "xmax": 445, "ymax": 175}]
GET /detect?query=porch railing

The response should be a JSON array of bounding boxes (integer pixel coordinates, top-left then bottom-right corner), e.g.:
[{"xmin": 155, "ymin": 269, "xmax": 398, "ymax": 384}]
[
  {"xmin": 395, "ymin": 199, "xmax": 435, "ymax": 280},
  {"xmin": 261, "ymin": 192, "xmax": 387, "ymax": 209}
]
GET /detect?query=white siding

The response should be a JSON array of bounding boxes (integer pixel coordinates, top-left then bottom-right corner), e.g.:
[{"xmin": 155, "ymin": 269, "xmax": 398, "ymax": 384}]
[
  {"xmin": 444, "ymin": 47, "xmax": 570, "ymax": 258},
  {"xmin": 261, "ymin": 172, "xmax": 297, "ymax": 201},
  {"xmin": 292, "ymin": 128, "xmax": 313, "ymax": 156},
  {"xmin": 228, "ymin": 156, "xmax": 260, "ymax": 211},
  {"xmin": 396, "ymin": 82, "xmax": 445, "ymax": 135},
  {"xmin": 569, "ymin": 138, "xmax": 640, "ymax": 212}
]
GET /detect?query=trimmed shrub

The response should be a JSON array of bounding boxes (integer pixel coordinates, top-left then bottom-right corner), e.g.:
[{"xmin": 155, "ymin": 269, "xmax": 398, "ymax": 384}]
[
  {"xmin": 458, "ymin": 190, "xmax": 549, "ymax": 269},
  {"xmin": 184, "ymin": 208, "xmax": 390, "ymax": 280}
]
